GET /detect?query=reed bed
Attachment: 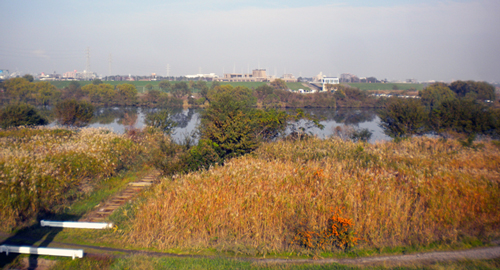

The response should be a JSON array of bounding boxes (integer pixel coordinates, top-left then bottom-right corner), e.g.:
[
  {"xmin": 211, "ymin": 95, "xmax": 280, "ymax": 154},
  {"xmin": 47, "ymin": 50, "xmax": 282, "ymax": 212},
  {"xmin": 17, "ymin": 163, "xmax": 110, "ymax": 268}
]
[
  {"xmin": 0, "ymin": 126, "xmax": 161, "ymax": 230},
  {"xmin": 128, "ymin": 137, "xmax": 500, "ymax": 253}
]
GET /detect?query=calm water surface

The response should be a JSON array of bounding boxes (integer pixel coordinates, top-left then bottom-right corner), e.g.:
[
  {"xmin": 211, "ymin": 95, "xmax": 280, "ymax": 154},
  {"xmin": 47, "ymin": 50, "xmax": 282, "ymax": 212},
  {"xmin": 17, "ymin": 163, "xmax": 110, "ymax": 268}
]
[{"xmin": 64, "ymin": 107, "xmax": 391, "ymax": 143}]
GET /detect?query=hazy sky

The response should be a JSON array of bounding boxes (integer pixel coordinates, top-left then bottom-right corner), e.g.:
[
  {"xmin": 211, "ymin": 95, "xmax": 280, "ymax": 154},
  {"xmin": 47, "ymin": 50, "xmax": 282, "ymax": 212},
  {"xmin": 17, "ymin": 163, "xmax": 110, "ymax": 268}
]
[{"xmin": 1, "ymin": 0, "xmax": 499, "ymax": 82}]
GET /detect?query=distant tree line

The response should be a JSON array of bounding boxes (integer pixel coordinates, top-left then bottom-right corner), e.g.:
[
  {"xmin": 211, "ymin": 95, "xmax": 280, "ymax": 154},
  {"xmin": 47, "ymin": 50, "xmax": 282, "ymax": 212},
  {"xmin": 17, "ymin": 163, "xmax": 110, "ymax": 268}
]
[
  {"xmin": 0, "ymin": 78, "xmax": 200, "ymax": 108},
  {"xmin": 379, "ymin": 81, "xmax": 499, "ymax": 140},
  {"xmin": 1, "ymin": 77, "xmax": 389, "ymax": 111}
]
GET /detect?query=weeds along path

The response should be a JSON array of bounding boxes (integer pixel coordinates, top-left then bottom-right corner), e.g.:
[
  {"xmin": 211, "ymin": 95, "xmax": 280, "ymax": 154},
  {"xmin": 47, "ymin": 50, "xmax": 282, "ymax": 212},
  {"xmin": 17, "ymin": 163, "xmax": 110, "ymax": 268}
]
[
  {"xmin": 79, "ymin": 170, "xmax": 161, "ymax": 222},
  {"xmin": 0, "ymin": 229, "xmax": 499, "ymax": 267}
]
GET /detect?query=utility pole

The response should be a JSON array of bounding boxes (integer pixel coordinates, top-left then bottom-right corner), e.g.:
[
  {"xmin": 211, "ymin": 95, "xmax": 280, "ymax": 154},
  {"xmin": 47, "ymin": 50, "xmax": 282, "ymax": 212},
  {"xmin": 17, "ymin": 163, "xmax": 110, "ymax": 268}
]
[
  {"xmin": 85, "ymin": 47, "xmax": 91, "ymax": 80},
  {"xmin": 108, "ymin": 53, "xmax": 112, "ymax": 80},
  {"xmin": 166, "ymin": 64, "xmax": 170, "ymax": 78}
]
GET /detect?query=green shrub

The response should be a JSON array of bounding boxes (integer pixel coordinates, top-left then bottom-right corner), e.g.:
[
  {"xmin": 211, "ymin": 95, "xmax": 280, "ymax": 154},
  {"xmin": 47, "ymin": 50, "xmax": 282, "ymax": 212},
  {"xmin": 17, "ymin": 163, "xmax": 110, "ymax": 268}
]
[
  {"xmin": 378, "ymin": 98, "xmax": 428, "ymax": 138},
  {"xmin": 54, "ymin": 99, "xmax": 94, "ymax": 127},
  {"xmin": 0, "ymin": 103, "xmax": 48, "ymax": 129},
  {"xmin": 183, "ymin": 139, "xmax": 223, "ymax": 172}
]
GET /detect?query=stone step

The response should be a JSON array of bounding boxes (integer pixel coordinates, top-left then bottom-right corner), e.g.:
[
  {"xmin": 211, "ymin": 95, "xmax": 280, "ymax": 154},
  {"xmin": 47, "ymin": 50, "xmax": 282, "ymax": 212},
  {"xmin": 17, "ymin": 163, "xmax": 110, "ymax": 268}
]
[
  {"xmin": 79, "ymin": 170, "xmax": 160, "ymax": 222},
  {"xmin": 129, "ymin": 182, "xmax": 152, "ymax": 187}
]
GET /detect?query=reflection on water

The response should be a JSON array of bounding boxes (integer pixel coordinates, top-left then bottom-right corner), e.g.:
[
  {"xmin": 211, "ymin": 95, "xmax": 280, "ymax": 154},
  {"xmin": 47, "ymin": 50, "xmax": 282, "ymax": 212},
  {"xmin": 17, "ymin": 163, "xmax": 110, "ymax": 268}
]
[{"xmin": 52, "ymin": 107, "xmax": 391, "ymax": 143}]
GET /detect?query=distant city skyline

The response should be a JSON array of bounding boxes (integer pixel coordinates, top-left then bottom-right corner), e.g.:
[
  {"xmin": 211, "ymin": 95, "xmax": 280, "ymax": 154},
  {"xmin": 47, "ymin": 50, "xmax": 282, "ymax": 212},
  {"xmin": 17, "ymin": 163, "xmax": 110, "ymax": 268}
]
[{"xmin": 1, "ymin": 0, "xmax": 499, "ymax": 82}]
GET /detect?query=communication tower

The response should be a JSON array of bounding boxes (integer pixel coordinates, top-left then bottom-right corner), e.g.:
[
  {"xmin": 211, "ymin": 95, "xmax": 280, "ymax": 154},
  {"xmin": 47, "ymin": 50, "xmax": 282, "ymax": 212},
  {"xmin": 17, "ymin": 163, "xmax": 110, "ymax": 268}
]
[{"xmin": 85, "ymin": 47, "xmax": 91, "ymax": 80}]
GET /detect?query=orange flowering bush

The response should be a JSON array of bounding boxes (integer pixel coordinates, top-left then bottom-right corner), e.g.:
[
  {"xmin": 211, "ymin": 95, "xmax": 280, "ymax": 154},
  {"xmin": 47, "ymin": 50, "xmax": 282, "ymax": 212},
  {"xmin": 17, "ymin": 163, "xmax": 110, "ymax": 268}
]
[{"xmin": 292, "ymin": 208, "xmax": 360, "ymax": 251}]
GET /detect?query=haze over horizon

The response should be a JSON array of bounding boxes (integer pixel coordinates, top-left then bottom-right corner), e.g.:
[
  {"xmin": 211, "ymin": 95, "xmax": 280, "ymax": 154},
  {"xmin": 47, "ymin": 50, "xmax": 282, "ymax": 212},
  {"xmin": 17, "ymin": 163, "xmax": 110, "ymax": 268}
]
[{"xmin": 1, "ymin": 0, "xmax": 499, "ymax": 82}]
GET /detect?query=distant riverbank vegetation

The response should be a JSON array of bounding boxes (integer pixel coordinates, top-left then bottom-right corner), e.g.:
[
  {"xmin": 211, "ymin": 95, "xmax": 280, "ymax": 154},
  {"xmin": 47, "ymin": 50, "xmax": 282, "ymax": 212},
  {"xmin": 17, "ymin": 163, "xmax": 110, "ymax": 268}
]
[
  {"xmin": 1, "ymin": 77, "xmax": 497, "ymax": 113},
  {"xmin": 379, "ymin": 81, "xmax": 499, "ymax": 140},
  {"xmin": 1, "ymin": 77, "xmax": 381, "ymax": 109}
]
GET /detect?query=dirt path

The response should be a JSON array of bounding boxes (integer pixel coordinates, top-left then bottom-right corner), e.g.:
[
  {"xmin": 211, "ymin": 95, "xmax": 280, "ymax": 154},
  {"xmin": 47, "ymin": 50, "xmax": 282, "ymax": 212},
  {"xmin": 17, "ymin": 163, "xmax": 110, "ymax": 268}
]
[
  {"xmin": 260, "ymin": 246, "xmax": 500, "ymax": 267},
  {"xmin": 1, "ymin": 230, "xmax": 499, "ymax": 267},
  {"xmin": 79, "ymin": 170, "xmax": 160, "ymax": 222}
]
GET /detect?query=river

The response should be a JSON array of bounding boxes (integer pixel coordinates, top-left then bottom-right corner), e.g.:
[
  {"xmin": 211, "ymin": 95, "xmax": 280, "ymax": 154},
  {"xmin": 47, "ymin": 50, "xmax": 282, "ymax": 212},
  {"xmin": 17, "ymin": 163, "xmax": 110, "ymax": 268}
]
[{"xmin": 74, "ymin": 107, "xmax": 391, "ymax": 143}]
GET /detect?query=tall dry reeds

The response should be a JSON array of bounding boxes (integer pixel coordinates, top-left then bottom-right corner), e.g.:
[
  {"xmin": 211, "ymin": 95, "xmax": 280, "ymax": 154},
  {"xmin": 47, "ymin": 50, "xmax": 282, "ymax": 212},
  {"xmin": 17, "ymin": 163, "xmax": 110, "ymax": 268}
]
[
  {"xmin": 0, "ymin": 126, "xmax": 164, "ymax": 230},
  {"xmin": 128, "ymin": 137, "xmax": 500, "ymax": 253}
]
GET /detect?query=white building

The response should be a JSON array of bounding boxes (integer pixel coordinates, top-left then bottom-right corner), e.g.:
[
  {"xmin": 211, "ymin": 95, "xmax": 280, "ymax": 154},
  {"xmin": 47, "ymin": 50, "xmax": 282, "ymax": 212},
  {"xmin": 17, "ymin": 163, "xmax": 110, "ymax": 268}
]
[
  {"xmin": 185, "ymin": 73, "xmax": 219, "ymax": 79},
  {"xmin": 321, "ymin": 77, "xmax": 339, "ymax": 91}
]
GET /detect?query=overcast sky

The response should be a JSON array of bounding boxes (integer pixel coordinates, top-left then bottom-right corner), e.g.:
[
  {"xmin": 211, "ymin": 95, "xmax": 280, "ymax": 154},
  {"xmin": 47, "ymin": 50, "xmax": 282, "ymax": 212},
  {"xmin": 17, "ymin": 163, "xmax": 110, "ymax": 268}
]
[{"xmin": 1, "ymin": 0, "xmax": 499, "ymax": 82}]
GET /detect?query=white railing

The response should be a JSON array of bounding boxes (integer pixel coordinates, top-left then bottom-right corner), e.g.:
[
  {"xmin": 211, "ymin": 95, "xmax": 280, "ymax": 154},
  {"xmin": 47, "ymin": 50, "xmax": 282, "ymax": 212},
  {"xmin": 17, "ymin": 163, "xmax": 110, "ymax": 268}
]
[
  {"xmin": 41, "ymin": 220, "xmax": 113, "ymax": 229},
  {"xmin": 0, "ymin": 245, "xmax": 84, "ymax": 259}
]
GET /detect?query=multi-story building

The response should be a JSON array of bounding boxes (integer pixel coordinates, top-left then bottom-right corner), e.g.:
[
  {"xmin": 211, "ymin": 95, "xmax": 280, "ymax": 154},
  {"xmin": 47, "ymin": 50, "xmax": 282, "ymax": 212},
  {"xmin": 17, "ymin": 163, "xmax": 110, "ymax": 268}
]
[
  {"xmin": 215, "ymin": 69, "xmax": 269, "ymax": 82},
  {"xmin": 281, "ymin": 73, "xmax": 297, "ymax": 82},
  {"xmin": 340, "ymin": 73, "xmax": 359, "ymax": 83},
  {"xmin": 322, "ymin": 77, "xmax": 340, "ymax": 92}
]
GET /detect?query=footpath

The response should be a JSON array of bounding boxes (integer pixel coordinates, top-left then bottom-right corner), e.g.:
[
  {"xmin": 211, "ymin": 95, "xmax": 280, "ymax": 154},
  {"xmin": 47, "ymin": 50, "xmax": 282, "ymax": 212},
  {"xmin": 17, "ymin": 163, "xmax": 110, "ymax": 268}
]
[{"xmin": 80, "ymin": 170, "xmax": 161, "ymax": 222}]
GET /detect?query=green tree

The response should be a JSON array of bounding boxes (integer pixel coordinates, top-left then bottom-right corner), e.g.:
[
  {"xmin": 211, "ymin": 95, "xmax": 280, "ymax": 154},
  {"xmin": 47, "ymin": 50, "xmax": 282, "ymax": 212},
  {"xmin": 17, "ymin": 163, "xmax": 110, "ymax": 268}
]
[
  {"xmin": 0, "ymin": 103, "xmax": 48, "ymax": 128},
  {"xmin": 54, "ymin": 99, "xmax": 94, "ymax": 127},
  {"xmin": 81, "ymin": 83, "xmax": 115, "ymax": 105},
  {"xmin": 92, "ymin": 78, "xmax": 103, "ymax": 85},
  {"xmin": 200, "ymin": 85, "xmax": 297, "ymax": 158},
  {"xmin": 429, "ymin": 99, "xmax": 495, "ymax": 136},
  {"xmin": 419, "ymin": 83, "xmax": 456, "ymax": 108},
  {"xmin": 116, "ymin": 83, "xmax": 138, "ymax": 106},
  {"xmin": 62, "ymin": 81, "xmax": 83, "ymax": 100},
  {"xmin": 140, "ymin": 89, "xmax": 163, "ymax": 107},
  {"xmin": 32, "ymin": 81, "xmax": 61, "ymax": 106},
  {"xmin": 3, "ymin": 78, "xmax": 33, "ymax": 103},
  {"xmin": 22, "ymin": 74, "xmax": 34, "ymax": 82},
  {"xmin": 255, "ymin": 85, "xmax": 275, "ymax": 102},
  {"xmin": 379, "ymin": 99, "xmax": 428, "ymax": 138},
  {"xmin": 210, "ymin": 81, "xmax": 220, "ymax": 90},
  {"xmin": 158, "ymin": 80, "xmax": 171, "ymax": 92},
  {"xmin": 194, "ymin": 80, "xmax": 207, "ymax": 91},
  {"xmin": 200, "ymin": 85, "xmax": 259, "ymax": 158},
  {"xmin": 145, "ymin": 83, "xmax": 154, "ymax": 91},
  {"xmin": 200, "ymin": 85, "xmax": 209, "ymax": 100},
  {"xmin": 449, "ymin": 80, "xmax": 496, "ymax": 101},
  {"xmin": 171, "ymin": 82, "xmax": 190, "ymax": 98},
  {"xmin": 145, "ymin": 109, "xmax": 177, "ymax": 135},
  {"xmin": 270, "ymin": 79, "xmax": 288, "ymax": 91}
]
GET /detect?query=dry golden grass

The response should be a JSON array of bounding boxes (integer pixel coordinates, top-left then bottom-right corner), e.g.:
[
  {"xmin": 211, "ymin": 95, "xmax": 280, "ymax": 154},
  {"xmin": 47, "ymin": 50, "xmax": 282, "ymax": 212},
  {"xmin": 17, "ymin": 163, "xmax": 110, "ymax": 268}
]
[
  {"xmin": 127, "ymin": 137, "xmax": 500, "ymax": 253},
  {"xmin": 0, "ymin": 126, "xmax": 166, "ymax": 230}
]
